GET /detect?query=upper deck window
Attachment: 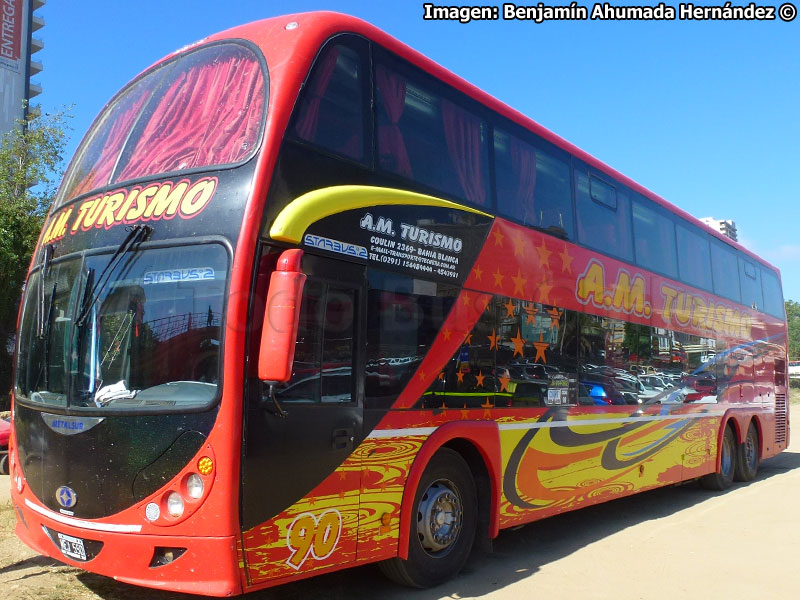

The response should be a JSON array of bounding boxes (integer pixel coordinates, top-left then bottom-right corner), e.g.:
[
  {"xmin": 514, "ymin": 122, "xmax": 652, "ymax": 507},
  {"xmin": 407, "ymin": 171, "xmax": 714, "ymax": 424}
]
[
  {"xmin": 57, "ymin": 42, "xmax": 266, "ymax": 207},
  {"xmin": 291, "ymin": 43, "xmax": 366, "ymax": 162},
  {"xmin": 761, "ymin": 268, "xmax": 784, "ymax": 318},
  {"xmin": 710, "ymin": 240, "xmax": 741, "ymax": 303},
  {"xmin": 738, "ymin": 256, "xmax": 763, "ymax": 311},
  {"xmin": 375, "ymin": 53, "xmax": 490, "ymax": 207},
  {"xmin": 676, "ymin": 222, "xmax": 712, "ymax": 291},
  {"xmin": 494, "ymin": 128, "xmax": 573, "ymax": 239},
  {"xmin": 631, "ymin": 196, "xmax": 677, "ymax": 278},
  {"xmin": 575, "ymin": 165, "xmax": 633, "ymax": 262}
]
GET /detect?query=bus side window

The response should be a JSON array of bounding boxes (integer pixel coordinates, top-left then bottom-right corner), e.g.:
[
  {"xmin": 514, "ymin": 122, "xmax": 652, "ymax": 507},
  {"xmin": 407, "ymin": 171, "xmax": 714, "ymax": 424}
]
[
  {"xmin": 738, "ymin": 256, "xmax": 763, "ymax": 311},
  {"xmin": 365, "ymin": 272, "xmax": 456, "ymax": 408},
  {"xmin": 710, "ymin": 240, "xmax": 741, "ymax": 304},
  {"xmin": 761, "ymin": 268, "xmax": 784, "ymax": 318},
  {"xmin": 575, "ymin": 166, "xmax": 633, "ymax": 262},
  {"xmin": 676, "ymin": 223, "xmax": 712, "ymax": 292},
  {"xmin": 493, "ymin": 128, "xmax": 573, "ymax": 240},
  {"xmin": 292, "ymin": 43, "xmax": 366, "ymax": 162},
  {"xmin": 375, "ymin": 52, "xmax": 490, "ymax": 208},
  {"xmin": 276, "ymin": 280, "xmax": 356, "ymax": 404},
  {"xmin": 631, "ymin": 195, "xmax": 678, "ymax": 279}
]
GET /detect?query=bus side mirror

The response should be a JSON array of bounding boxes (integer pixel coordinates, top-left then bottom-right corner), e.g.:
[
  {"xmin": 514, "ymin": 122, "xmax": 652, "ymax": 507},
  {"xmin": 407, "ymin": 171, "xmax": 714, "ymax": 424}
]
[{"xmin": 258, "ymin": 249, "xmax": 306, "ymax": 383}]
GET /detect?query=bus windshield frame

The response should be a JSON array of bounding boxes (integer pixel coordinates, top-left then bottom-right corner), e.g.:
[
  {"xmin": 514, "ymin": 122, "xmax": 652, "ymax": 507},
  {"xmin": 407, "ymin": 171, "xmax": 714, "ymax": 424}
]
[{"xmin": 14, "ymin": 238, "xmax": 231, "ymax": 415}]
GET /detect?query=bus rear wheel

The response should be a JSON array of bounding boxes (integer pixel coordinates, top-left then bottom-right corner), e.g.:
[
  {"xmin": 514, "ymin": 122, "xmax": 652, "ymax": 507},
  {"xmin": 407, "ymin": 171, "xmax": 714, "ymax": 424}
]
[
  {"xmin": 380, "ymin": 448, "xmax": 477, "ymax": 588},
  {"xmin": 701, "ymin": 425, "xmax": 736, "ymax": 490},
  {"xmin": 734, "ymin": 422, "xmax": 759, "ymax": 482}
]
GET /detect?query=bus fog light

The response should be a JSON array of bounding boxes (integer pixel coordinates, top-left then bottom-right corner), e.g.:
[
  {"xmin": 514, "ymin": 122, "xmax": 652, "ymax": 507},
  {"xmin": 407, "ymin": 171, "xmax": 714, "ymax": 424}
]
[
  {"xmin": 186, "ymin": 474, "xmax": 204, "ymax": 499},
  {"xmin": 167, "ymin": 492, "xmax": 184, "ymax": 517},
  {"xmin": 197, "ymin": 456, "xmax": 213, "ymax": 475},
  {"xmin": 145, "ymin": 502, "xmax": 161, "ymax": 521}
]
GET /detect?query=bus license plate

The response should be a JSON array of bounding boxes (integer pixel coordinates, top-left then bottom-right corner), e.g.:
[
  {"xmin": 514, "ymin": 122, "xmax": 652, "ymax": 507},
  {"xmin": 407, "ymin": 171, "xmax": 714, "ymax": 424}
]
[{"xmin": 57, "ymin": 532, "xmax": 86, "ymax": 561}]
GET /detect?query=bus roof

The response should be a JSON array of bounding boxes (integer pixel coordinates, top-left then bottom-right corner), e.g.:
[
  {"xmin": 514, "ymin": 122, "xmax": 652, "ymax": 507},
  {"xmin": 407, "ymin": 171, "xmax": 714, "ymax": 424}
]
[{"xmin": 185, "ymin": 11, "xmax": 776, "ymax": 274}]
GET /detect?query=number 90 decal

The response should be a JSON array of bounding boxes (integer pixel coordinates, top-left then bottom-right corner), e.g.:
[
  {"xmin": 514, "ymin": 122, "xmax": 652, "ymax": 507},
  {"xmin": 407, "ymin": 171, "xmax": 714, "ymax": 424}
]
[{"xmin": 285, "ymin": 509, "xmax": 343, "ymax": 570}]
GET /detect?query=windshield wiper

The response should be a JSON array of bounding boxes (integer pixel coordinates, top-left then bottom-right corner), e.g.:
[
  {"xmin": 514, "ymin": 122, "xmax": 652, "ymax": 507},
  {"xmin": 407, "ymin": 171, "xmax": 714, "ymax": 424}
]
[
  {"xmin": 37, "ymin": 243, "xmax": 54, "ymax": 338},
  {"xmin": 75, "ymin": 224, "xmax": 152, "ymax": 327}
]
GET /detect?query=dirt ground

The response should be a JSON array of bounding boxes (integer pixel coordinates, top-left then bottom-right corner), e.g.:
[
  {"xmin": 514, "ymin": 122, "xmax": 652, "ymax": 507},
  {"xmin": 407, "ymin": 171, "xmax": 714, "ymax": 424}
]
[{"xmin": 2, "ymin": 389, "xmax": 800, "ymax": 599}]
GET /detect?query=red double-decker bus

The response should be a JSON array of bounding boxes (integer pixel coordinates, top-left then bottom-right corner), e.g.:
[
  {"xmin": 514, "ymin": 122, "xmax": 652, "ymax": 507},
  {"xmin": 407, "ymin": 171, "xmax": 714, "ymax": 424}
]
[{"xmin": 10, "ymin": 12, "xmax": 789, "ymax": 595}]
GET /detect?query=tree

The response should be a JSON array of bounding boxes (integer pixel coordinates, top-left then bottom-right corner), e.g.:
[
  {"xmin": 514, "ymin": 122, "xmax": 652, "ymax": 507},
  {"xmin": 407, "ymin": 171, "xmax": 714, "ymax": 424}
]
[
  {"xmin": 786, "ymin": 300, "xmax": 800, "ymax": 360},
  {"xmin": 0, "ymin": 106, "xmax": 71, "ymax": 408}
]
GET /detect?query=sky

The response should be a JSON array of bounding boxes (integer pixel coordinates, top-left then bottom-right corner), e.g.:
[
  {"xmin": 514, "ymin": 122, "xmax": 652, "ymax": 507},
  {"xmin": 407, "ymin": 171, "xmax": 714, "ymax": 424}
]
[{"xmin": 33, "ymin": 1, "xmax": 800, "ymax": 301}]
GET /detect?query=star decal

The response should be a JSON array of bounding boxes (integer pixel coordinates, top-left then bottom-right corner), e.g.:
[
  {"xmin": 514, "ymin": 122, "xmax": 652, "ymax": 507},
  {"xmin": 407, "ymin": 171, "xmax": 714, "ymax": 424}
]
[
  {"xmin": 474, "ymin": 265, "xmax": 484, "ymax": 281},
  {"xmin": 504, "ymin": 299, "xmax": 516, "ymax": 318},
  {"xmin": 535, "ymin": 241, "xmax": 552, "ymax": 268},
  {"xmin": 523, "ymin": 304, "xmax": 537, "ymax": 325},
  {"xmin": 512, "ymin": 231, "xmax": 526, "ymax": 257},
  {"xmin": 559, "ymin": 246, "xmax": 574, "ymax": 273},
  {"xmin": 488, "ymin": 328, "xmax": 499, "ymax": 350},
  {"xmin": 443, "ymin": 328, "xmax": 452, "ymax": 340},
  {"xmin": 481, "ymin": 397, "xmax": 494, "ymax": 409},
  {"xmin": 510, "ymin": 328, "xmax": 526, "ymax": 357},
  {"xmin": 546, "ymin": 307, "xmax": 563, "ymax": 331},
  {"xmin": 492, "ymin": 267, "xmax": 504, "ymax": 289},
  {"xmin": 464, "ymin": 333, "xmax": 473, "ymax": 345},
  {"xmin": 475, "ymin": 370, "xmax": 486, "ymax": 388},
  {"xmin": 512, "ymin": 269, "xmax": 528, "ymax": 296},
  {"xmin": 461, "ymin": 292, "xmax": 472, "ymax": 307},
  {"xmin": 418, "ymin": 370, "xmax": 427, "ymax": 381},
  {"xmin": 492, "ymin": 229, "xmax": 504, "ymax": 247},
  {"xmin": 533, "ymin": 332, "xmax": 549, "ymax": 363},
  {"xmin": 498, "ymin": 374, "xmax": 511, "ymax": 392},
  {"xmin": 456, "ymin": 369, "xmax": 465, "ymax": 384},
  {"xmin": 537, "ymin": 280, "xmax": 553, "ymax": 303}
]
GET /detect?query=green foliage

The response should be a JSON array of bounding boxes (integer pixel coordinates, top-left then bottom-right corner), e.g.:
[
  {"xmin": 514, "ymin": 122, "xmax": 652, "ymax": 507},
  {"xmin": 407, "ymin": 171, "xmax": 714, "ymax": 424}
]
[
  {"xmin": 786, "ymin": 300, "xmax": 800, "ymax": 360},
  {"xmin": 0, "ymin": 105, "xmax": 71, "ymax": 408}
]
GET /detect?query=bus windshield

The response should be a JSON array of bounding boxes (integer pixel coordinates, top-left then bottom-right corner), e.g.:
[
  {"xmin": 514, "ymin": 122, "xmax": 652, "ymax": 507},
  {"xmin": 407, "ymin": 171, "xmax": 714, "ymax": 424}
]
[
  {"xmin": 15, "ymin": 243, "xmax": 228, "ymax": 411},
  {"xmin": 55, "ymin": 41, "xmax": 266, "ymax": 207}
]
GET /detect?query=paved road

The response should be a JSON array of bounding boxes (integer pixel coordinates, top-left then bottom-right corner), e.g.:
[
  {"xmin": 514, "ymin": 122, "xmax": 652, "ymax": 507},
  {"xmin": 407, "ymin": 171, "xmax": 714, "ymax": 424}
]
[{"xmin": 2, "ymin": 412, "xmax": 798, "ymax": 600}]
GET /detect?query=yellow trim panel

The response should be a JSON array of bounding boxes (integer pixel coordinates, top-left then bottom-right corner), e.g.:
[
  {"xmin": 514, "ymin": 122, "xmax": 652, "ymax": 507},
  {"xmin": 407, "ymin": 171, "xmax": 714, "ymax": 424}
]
[{"xmin": 269, "ymin": 185, "xmax": 493, "ymax": 244}]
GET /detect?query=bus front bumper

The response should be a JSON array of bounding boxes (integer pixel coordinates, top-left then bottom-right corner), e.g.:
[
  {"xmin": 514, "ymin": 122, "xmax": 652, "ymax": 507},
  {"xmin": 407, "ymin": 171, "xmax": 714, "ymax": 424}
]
[{"xmin": 13, "ymin": 499, "xmax": 242, "ymax": 597}]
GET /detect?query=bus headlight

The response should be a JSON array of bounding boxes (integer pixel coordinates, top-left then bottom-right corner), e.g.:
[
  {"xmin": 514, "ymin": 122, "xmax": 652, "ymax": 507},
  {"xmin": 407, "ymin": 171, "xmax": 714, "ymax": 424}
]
[
  {"xmin": 186, "ymin": 474, "xmax": 204, "ymax": 499},
  {"xmin": 167, "ymin": 492, "xmax": 184, "ymax": 517}
]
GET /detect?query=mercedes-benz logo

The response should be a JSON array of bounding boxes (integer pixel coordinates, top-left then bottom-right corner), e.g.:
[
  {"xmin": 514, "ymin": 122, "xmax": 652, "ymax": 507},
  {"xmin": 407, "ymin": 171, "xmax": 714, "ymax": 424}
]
[{"xmin": 56, "ymin": 486, "xmax": 77, "ymax": 509}]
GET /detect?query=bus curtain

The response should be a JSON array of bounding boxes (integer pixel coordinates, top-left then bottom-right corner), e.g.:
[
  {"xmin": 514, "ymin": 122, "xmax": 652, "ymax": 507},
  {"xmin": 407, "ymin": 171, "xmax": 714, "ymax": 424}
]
[
  {"xmin": 376, "ymin": 65, "xmax": 412, "ymax": 178},
  {"xmin": 510, "ymin": 135, "xmax": 537, "ymax": 225},
  {"xmin": 70, "ymin": 90, "xmax": 152, "ymax": 198},
  {"xmin": 441, "ymin": 99, "xmax": 486, "ymax": 206},
  {"xmin": 294, "ymin": 46, "xmax": 340, "ymax": 143},
  {"xmin": 118, "ymin": 50, "xmax": 265, "ymax": 181}
]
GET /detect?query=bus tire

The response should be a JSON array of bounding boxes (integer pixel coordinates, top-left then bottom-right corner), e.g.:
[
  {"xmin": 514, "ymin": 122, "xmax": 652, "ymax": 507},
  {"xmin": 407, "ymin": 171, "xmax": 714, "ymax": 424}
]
[
  {"xmin": 379, "ymin": 448, "xmax": 477, "ymax": 588},
  {"xmin": 701, "ymin": 425, "xmax": 736, "ymax": 491},
  {"xmin": 0, "ymin": 455, "xmax": 6, "ymax": 476},
  {"xmin": 734, "ymin": 422, "xmax": 759, "ymax": 482}
]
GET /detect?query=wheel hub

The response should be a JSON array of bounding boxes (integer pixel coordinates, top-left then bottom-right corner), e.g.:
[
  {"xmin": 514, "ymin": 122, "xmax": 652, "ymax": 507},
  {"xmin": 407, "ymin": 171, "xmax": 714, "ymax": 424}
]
[{"xmin": 417, "ymin": 480, "xmax": 462, "ymax": 555}]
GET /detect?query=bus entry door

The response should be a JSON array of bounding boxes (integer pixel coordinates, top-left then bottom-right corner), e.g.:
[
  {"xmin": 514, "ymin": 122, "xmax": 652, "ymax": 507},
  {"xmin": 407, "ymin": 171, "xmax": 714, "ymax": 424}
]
[{"xmin": 241, "ymin": 251, "xmax": 365, "ymax": 584}]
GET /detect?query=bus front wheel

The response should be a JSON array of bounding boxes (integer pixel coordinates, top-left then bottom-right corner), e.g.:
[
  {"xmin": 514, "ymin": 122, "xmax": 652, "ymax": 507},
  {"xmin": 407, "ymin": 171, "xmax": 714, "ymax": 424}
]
[
  {"xmin": 380, "ymin": 448, "xmax": 477, "ymax": 588},
  {"xmin": 734, "ymin": 422, "xmax": 759, "ymax": 482},
  {"xmin": 701, "ymin": 425, "xmax": 736, "ymax": 490}
]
